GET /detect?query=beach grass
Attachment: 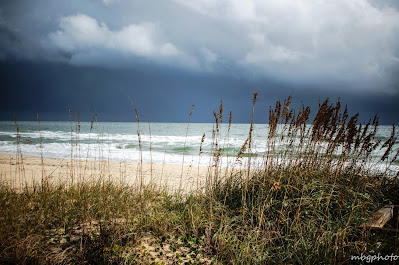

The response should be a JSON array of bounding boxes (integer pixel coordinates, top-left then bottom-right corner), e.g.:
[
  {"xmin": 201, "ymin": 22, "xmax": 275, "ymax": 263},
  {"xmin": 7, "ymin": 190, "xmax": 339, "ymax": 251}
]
[{"xmin": 0, "ymin": 96, "xmax": 399, "ymax": 264}]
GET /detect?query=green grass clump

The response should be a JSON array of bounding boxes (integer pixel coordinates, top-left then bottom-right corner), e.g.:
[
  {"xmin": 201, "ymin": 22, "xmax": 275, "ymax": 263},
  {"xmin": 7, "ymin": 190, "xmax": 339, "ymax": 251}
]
[
  {"xmin": 1, "ymin": 95, "xmax": 398, "ymax": 264},
  {"xmin": 210, "ymin": 169, "xmax": 399, "ymax": 264}
]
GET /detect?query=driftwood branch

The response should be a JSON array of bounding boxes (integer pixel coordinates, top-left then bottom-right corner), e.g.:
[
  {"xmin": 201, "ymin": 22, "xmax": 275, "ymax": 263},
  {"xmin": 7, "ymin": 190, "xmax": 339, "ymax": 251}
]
[{"xmin": 360, "ymin": 205, "xmax": 398, "ymax": 229}]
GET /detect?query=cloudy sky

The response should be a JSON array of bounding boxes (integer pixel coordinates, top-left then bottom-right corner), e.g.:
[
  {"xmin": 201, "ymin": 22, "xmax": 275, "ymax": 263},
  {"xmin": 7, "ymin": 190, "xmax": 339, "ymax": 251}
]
[{"xmin": 1, "ymin": 0, "xmax": 399, "ymax": 123}]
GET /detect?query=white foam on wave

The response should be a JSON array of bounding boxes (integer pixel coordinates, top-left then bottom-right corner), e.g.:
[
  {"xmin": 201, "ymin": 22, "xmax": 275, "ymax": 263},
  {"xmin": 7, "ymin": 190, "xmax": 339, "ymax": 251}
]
[{"xmin": 0, "ymin": 123, "xmax": 397, "ymax": 171}]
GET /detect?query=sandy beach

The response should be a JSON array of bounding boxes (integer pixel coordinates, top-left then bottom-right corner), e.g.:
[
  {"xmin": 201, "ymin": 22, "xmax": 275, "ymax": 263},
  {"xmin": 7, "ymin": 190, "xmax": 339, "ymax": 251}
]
[{"xmin": 0, "ymin": 152, "xmax": 211, "ymax": 192}]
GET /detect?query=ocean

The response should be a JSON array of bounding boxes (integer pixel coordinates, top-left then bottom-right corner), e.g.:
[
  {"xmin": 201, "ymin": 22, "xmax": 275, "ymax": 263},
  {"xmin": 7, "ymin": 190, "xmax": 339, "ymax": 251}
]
[{"xmin": 0, "ymin": 121, "xmax": 398, "ymax": 170}]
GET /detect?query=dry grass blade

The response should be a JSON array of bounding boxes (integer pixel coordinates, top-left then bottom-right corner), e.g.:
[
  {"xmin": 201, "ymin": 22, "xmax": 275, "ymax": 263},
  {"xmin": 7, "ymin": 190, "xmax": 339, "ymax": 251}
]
[{"xmin": 1, "ymin": 95, "xmax": 399, "ymax": 265}]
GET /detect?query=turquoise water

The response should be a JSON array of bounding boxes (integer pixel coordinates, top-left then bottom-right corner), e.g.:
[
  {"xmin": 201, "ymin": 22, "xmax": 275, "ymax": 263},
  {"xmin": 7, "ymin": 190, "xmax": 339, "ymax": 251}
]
[{"xmin": 0, "ymin": 121, "xmax": 397, "ymax": 168}]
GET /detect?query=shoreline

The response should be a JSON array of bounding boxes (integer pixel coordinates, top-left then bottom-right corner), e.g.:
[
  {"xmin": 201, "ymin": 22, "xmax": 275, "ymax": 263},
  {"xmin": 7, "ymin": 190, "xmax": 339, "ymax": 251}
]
[{"xmin": 0, "ymin": 152, "xmax": 210, "ymax": 192}]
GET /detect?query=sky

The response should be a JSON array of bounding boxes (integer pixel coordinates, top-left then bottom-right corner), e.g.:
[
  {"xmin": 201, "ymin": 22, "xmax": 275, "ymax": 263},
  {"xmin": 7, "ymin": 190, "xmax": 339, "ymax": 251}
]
[{"xmin": 0, "ymin": 0, "xmax": 399, "ymax": 123}]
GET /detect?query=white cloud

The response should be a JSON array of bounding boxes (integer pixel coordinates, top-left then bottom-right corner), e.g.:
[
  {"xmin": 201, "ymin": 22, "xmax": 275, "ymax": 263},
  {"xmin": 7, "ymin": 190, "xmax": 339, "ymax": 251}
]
[
  {"xmin": 48, "ymin": 14, "xmax": 184, "ymax": 66},
  {"xmin": 245, "ymin": 33, "xmax": 308, "ymax": 63},
  {"xmin": 102, "ymin": 0, "xmax": 119, "ymax": 6},
  {"xmin": 160, "ymin": 43, "xmax": 179, "ymax": 56},
  {"xmin": 173, "ymin": 0, "xmax": 399, "ymax": 89},
  {"xmin": 41, "ymin": 1, "xmax": 399, "ymax": 91},
  {"xmin": 49, "ymin": 14, "xmax": 107, "ymax": 51},
  {"xmin": 201, "ymin": 47, "xmax": 218, "ymax": 64}
]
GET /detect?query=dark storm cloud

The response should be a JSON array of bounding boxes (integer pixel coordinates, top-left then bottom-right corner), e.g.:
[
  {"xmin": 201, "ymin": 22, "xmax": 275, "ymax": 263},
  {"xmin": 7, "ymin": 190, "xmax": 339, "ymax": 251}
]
[
  {"xmin": 1, "ymin": 62, "xmax": 398, "ymax": 124},
  {"xmin": 1, "ymin": 0, "xmax": 399, "ymax": 90},
  {"xmin": 0, "ymin": 62, "xmax": 260, "ymax": 122},
  {"xmin": 0, "ymin": 0, "xmax": 398, "ymax": 123},
  {"xmin": 0, "ymin": 24, "xmax": 19, "ymax": 59}
]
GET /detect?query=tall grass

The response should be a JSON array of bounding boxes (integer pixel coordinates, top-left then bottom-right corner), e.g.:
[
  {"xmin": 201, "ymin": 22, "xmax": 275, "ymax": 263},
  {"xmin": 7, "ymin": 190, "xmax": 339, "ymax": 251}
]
[{"xmin": 0, "ymin": 96, "xmax": 398, "ymax": 264}]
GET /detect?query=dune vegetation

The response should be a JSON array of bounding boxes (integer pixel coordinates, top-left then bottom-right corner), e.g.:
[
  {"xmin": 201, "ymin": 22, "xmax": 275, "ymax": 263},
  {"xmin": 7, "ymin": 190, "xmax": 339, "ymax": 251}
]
[{"xmin": 1, "ymin": 95, "xmax": 399, "ymax": 264}]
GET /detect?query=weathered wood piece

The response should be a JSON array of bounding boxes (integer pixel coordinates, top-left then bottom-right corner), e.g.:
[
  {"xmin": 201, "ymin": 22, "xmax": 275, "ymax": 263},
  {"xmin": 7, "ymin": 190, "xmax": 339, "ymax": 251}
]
[{"xmin": 361, "ymin": 205, "xmax": 395, "ymax": 229}]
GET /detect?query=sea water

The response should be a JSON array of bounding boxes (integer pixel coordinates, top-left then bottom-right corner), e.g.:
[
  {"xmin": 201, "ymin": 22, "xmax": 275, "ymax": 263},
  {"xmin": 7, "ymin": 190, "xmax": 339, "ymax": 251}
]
[
  {"xmin": 0, "ymin": 121, "xmax": 260, "ymax": 166},
  {"xmin": 0, "ymin": 121, "xmax": 397, "ymax": 170}
]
